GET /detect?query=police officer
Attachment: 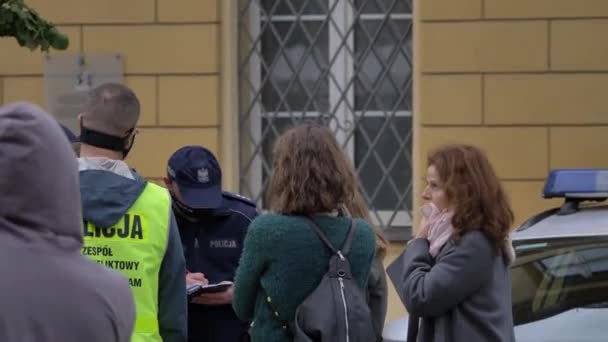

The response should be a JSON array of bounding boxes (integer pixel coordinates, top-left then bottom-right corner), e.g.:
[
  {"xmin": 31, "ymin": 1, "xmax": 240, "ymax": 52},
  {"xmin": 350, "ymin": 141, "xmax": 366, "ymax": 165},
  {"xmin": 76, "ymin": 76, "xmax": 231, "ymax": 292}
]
[
  {"xmin": 78, "ymin": 83, "xmax": 187, "ymax": 342},
  {"xmin": 164, "ymin": 146, "xmax": 258, "ymax": 342}
]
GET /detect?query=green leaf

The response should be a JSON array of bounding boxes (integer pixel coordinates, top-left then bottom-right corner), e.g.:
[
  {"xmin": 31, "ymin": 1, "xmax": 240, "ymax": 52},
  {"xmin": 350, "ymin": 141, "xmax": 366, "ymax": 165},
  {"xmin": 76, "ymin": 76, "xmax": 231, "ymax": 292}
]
[
  {"xmin": 0, "ymin": 11, "xmax": 14, "ymax": 25},
  {"xmin": 50, "ymin": 32, "xmax": 68, "ymax": 50},
  {"xmin": 0, "ymin": 0, "xmax": 69, "ymax": 51}
]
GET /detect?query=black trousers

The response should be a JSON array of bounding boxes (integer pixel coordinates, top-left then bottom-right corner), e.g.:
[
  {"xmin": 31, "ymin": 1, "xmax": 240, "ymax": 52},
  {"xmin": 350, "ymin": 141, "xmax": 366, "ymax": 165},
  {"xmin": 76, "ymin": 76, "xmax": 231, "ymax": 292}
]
[{"xmin": 188, "ymin": 304, "xmax": 249, "ymax": 342}]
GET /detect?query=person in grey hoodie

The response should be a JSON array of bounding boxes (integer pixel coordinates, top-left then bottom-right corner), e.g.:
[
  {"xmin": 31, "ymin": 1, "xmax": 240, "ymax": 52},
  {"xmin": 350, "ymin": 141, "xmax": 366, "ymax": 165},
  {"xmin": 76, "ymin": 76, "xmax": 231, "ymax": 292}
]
[
  {"xmin": 399, "ymin": 144, "xmax": 515, "ymax": 342},
  {"xmin": 0, "ymin": 102, "xmax": 135, "ymax": 341},
  {"xmin": 77, "ymin": 83, "xmax": 187, "ymax": 342}
]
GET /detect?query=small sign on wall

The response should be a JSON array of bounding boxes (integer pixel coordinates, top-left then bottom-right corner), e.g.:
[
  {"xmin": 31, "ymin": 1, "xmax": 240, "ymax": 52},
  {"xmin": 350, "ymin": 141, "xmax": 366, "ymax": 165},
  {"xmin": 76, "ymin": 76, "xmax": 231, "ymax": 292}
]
[{"xmin": 44, "ymin": 53, "xmax": 124, "ymax": 133}]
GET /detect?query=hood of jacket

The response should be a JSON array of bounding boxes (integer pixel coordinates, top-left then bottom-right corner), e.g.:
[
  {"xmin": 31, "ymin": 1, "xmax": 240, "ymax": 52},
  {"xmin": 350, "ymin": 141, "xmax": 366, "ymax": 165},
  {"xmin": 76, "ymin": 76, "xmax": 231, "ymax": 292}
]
[
  {"xmin": 0, "ymin": 102, "xmax": 83, "ymax": 249},
  {"xmin": 79, "ymin": 157, "xmax": 147, "ymax": 228}
]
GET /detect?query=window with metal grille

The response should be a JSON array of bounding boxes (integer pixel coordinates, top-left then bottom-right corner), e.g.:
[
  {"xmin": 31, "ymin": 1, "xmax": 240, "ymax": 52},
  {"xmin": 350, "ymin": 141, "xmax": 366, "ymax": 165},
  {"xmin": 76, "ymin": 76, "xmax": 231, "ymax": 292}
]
[{"xmin": 238, "ymin": 0, "xmax": 413, "ymax": 239}]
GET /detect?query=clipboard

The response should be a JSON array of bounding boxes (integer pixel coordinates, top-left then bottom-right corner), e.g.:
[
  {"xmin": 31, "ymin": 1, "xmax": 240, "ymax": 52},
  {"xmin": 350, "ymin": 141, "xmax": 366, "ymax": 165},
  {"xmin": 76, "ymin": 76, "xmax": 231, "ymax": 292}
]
[{"xmin": 187, "ymin": 281, "xmax": 232, "ymax": 298}]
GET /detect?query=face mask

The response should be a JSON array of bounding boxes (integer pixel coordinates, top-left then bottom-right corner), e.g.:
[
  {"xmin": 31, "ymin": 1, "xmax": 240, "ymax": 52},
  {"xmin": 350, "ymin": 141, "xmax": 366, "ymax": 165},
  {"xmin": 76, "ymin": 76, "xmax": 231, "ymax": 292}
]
[
  {"xmin": 80, "ymin": 121, "xmax": 136, "ymax": 159},
  {"xmin": 170, "ymin": 193, "xmax": 214, "ymax": 221}
]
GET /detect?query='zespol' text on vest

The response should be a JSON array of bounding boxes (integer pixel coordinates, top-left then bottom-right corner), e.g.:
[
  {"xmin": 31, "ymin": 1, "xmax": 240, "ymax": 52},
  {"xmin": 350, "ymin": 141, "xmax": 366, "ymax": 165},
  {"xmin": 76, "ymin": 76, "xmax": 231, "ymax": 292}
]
[{"xmin": 82, "ymin": 214, "xmax": 145, "ymax": 288}]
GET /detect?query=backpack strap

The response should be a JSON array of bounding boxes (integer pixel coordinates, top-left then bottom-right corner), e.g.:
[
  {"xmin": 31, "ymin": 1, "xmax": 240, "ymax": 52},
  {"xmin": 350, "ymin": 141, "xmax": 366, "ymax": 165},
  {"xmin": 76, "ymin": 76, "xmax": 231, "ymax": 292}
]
[
  {"xmin": 341, "ymin": 219, "xmax": 356, "ymax": 255},
  {"xmin": 302, "ymin": 216, "xmax": 356, "ymax": 256},
  {"xmin": 302, "ymin": 216, "xmax": 338, "ymax": 254}
]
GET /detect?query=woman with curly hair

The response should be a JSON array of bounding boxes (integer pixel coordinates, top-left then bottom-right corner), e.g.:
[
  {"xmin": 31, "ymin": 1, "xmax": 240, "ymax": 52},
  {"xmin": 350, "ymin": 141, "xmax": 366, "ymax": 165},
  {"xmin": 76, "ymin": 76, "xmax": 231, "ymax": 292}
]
[
  {"xmin": 232, "ymin": 123, "xmax": 376, "ymax": 342},
  {"xmin": 400, "ymin": 144, "xmax": 516, "ymax": 342}
]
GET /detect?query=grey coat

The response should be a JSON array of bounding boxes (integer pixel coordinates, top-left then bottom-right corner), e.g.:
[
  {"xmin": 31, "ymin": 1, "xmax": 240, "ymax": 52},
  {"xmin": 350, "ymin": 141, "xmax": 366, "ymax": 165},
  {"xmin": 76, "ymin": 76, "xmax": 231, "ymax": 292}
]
[
  {"xmin": 401, "ymin": 230, "xmax": 515, "ymax": 342},
  {"xmin": 0, "ymin": 103, "xmax": 135, "ymax": 342},
  {"xmin": 367, "ymin": 255, "xmax": 388, "ymax": 342}
]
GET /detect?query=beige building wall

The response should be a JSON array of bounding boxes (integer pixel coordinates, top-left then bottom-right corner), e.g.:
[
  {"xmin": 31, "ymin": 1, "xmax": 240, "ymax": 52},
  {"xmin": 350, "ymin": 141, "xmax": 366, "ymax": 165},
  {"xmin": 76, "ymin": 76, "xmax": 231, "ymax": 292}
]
[
  {"xmin": 414, "ymin": 0, "xmax": 608, "ymax": 228},
  {"xmin": 0, "ymin": 0, "xmax": 223, "ymax": 185},
  {"xmin": 384, "ymin": 0, "xmax": 608, "ymax": 323}
]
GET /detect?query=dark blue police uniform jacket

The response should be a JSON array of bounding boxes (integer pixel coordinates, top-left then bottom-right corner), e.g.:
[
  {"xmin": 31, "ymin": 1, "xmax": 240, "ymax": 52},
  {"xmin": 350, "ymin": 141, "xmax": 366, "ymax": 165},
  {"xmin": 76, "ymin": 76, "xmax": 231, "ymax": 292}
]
[{"xmin": 175, "ymin": 192, "xmax": 258, "ymax": 342}]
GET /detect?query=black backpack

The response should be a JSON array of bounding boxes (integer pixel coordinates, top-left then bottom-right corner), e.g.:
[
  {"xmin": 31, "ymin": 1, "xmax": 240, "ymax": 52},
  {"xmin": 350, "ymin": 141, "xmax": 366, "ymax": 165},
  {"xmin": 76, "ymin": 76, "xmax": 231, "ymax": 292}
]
[{"xmin": 289, "ymin": 217, "xmax": 376, "ymax": 342}]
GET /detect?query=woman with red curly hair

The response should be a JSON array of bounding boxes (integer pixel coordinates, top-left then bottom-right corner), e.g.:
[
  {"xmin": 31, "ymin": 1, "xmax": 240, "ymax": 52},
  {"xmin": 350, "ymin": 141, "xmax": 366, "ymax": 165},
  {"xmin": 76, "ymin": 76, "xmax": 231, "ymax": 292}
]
[{"xmin": 400, "ymin": 144, "xmax": 516, "ymax": 342}]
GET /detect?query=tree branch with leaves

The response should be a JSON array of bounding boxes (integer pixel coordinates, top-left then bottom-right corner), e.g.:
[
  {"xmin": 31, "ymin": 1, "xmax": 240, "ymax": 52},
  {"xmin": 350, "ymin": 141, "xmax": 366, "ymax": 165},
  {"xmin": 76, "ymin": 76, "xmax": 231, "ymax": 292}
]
[{"xmin": 0, "ymin": 0, "xmax": 68, "ymax": 52}]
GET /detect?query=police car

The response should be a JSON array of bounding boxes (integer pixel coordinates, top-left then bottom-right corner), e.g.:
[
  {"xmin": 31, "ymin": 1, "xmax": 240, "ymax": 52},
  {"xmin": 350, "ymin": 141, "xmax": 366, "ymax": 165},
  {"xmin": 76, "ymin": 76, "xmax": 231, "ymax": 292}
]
[{"xmin": 383, "ymin": 169, "xmax": 608, "ymax": 342}]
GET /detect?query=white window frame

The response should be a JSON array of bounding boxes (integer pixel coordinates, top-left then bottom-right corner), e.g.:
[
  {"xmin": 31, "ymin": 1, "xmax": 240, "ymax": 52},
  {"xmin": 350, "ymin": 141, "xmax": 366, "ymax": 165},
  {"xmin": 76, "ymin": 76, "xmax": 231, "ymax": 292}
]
[{"xmin": 244, "ymin": 0, "xmax": 413, "ymax": 228}]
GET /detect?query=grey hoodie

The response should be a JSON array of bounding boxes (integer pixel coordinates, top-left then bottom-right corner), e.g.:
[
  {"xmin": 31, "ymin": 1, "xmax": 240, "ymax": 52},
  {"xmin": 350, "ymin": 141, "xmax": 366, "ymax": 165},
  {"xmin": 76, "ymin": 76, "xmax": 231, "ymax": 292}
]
[
  {"xmin": 79, "ymin": 157, "xmax": 187, "ymax": 341},
  {"xmin": 0, "ymin": 102, "xmax": 135, "ymax": 341}
]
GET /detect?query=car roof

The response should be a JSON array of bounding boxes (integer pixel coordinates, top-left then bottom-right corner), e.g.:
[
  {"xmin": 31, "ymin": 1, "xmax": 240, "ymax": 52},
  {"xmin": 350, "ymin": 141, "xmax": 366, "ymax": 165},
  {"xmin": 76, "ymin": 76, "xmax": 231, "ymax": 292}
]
[{"xmin": 512, "ymin": 205, "xmax": 608, "ymax": 241}]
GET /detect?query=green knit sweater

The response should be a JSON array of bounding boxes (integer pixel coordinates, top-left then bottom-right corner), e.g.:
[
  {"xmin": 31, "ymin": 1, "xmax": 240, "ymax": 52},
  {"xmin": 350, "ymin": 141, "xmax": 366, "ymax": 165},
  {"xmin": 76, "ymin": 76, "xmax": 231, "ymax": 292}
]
[{"xmin": 233, "ymin": 214, "xmax": 376, "ymax": 342}]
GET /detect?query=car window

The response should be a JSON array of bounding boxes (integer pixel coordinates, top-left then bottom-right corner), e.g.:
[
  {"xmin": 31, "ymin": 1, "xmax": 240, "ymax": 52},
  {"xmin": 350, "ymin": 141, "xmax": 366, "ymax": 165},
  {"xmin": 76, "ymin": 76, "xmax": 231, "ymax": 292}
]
[{"xmin": 511, "ymin": 237, "xmax": 608, "ymax": 326}]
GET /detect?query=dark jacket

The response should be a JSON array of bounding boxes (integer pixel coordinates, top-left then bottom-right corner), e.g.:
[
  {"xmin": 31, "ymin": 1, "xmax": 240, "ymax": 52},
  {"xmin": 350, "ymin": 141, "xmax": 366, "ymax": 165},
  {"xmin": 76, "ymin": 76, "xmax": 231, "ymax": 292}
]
[
  {"xmin": 232, "ymin": 214, "xmax": 376, "ymax": 342},
  {"xmin": 0, "ymin": 102, "xmax": 135, "ymax": 342},
  {"xmin": 79, "ymin": 158, "xmax": 187, "ymax": 342},
  {"xmin": 367, "ymin": 255, "xmax": 388, "ymax": 342},
  {"xmin": 401, "ymin": 230, "xmax": 515, "ymax": 342},
  {"xmin": 175, "ymin": 192, "xmax": 258, "ymax": 342}
]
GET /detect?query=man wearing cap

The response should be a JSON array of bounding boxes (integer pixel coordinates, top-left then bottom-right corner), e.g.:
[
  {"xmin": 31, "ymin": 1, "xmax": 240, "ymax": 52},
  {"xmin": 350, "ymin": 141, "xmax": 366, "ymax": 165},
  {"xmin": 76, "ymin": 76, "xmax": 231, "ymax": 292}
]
[
  {"xmin": 164, "ymin": 146, "xmax": 258, "ymax": 342},
  {"xmin": 78, "ymin": 83, "xmax": 187, "ymax": 342}
]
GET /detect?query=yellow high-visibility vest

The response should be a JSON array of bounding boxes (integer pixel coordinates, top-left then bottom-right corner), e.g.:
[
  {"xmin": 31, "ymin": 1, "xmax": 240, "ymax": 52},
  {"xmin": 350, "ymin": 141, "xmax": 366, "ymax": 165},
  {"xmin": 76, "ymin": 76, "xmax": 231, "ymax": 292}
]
[{"xmin": 82, "ymin": 182, "xmax": 170, "ymax": 342}]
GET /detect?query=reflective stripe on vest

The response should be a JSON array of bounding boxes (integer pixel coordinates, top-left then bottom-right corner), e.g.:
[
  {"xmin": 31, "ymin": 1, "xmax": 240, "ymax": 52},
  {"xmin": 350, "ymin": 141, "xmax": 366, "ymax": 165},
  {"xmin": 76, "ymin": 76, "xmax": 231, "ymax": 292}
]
[{"xmin": 82, "ymin": 182, "xmax": 170, "ymax": 342}]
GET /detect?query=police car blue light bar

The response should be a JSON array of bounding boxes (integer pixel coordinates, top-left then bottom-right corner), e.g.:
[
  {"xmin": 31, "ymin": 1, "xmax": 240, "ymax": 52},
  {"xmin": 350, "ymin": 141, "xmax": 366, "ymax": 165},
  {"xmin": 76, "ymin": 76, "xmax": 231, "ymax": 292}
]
[{"xmin": 543, "ymin": 169, "xmax": 608, "ymax": 199}]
